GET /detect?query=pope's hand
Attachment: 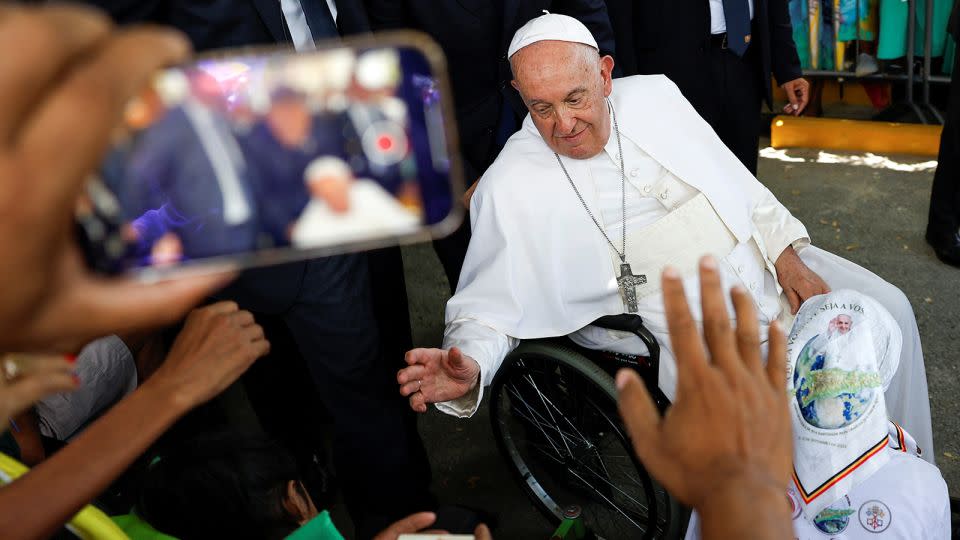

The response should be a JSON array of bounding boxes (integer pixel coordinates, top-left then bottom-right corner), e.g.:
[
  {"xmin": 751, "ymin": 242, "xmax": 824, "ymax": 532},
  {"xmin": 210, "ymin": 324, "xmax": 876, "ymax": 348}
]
[
  {"xmin": 398, "ymin": 347, "xmax": 480, "ymax": 413},
  {"xmin": 774, "ymin": 246, "xmax": 830, "ymax": 314},
  {"xmin": 310, "ymin": 177, "xmax": 351, "ymax": 214}
]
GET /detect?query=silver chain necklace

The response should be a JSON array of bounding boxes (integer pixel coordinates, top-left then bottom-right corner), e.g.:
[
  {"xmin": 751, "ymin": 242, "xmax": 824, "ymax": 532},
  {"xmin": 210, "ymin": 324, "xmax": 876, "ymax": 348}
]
[{"xmin": 553, "ymin": 98, "xmax": 646, "ymax": 313}]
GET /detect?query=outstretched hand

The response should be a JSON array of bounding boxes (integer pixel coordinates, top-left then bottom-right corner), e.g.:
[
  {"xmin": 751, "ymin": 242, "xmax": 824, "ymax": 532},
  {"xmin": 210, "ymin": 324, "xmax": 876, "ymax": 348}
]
[
  {"xmin": 398, "ymin": 347, "xmax": 480, "ymax": 413},
  {"xmin": 616, "ymin": 257, "xmax": 793, "ymax": 513}
]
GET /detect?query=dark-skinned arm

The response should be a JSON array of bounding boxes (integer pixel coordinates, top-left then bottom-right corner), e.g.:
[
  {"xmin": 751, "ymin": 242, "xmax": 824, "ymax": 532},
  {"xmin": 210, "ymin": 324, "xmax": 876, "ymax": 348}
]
[{"xmin": 0, "ymin": 302, "xmax": 269, "ymax": 540}]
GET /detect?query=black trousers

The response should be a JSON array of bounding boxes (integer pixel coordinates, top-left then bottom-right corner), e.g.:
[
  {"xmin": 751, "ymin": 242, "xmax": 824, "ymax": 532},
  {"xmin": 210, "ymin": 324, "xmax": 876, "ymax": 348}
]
[
  {"xmin": 221, "ymin": 256, "xmax": 432, "ymax": 539},
  {"xmin": 689, "ymin": 42, "xmax": 765, "ymax": 175},
  {"xmin": 928, "ymin": 50, "xmax": 960, "ymax": 238}
]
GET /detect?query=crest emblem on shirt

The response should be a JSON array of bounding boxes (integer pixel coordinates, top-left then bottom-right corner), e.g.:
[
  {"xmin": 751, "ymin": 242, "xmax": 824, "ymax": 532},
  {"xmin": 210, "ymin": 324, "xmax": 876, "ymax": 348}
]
[{"xmin": 858, "ymin": 500, "xmax": 892, "ymax": 533}]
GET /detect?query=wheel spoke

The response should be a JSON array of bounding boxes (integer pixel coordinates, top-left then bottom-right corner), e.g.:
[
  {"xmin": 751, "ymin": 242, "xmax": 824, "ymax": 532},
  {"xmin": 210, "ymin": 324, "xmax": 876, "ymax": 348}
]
[
  {"xmin": 507, "ymin": 385, "xmax": 585, "ymax": 442},
  {"xmin": 506, "ymin": 382, "xmax": 565, "ymax": 459},
  {"xmin": 573, "ymin": 453, "xmax": 649, "ymax": 513},
  {"xmin": 523, "ymin": 372, "xmax": 577, "ymax": 458},
  {"xmin": 538, "ymin": 369, "xmax": 599, "ymax": 448},
  {"xmin": 508, "ymin": 387, "xmax": 573, "ymax": 453},
  {"xmin": 493, "ymin": 354, "xmax": 675, "ymax": 539},
  {"xmin": 567, "ymin": 468, "xmax": 645, "ymax": 531},
  {"xmin": 527, "ymin": 441, "xmax": 566, "ymax": 465}
]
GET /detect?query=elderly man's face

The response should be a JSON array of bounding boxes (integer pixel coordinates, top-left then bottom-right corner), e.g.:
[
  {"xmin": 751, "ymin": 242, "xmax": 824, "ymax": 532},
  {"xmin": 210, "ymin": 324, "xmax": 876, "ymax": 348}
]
[
  {"xmin": 836, "ymin": 315, "xmax": 852, "ymax": 334},
  {"xmin": 510, "ymin": 41, "xmax": 614, "ymax": 160}
]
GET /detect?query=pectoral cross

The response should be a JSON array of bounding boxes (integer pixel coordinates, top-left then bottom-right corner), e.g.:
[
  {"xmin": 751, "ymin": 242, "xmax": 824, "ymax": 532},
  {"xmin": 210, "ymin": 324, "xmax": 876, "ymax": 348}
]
[{"xmin": 617, "ymin": 263, "xmax": 646, "ymax": 313}]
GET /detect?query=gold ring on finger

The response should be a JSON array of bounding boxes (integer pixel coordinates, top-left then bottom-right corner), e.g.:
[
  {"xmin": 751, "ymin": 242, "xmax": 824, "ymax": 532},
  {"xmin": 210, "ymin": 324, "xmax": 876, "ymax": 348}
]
[{"xmin": 2, "ymin": 356, "xmax": 20, "ymax": 380}]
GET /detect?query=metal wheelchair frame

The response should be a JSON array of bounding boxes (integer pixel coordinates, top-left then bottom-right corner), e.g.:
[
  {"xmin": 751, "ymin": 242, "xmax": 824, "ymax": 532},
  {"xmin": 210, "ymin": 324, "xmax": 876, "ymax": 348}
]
[{"xmin": 488, "ymin": 314, "xmax": 685, "ymax": 540}]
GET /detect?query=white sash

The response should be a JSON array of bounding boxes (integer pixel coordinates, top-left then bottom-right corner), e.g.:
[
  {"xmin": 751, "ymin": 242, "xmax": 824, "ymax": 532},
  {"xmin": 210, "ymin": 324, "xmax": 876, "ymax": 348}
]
[{"xmin": 610, "ymin": 193, "xmax": 738, "ymax": 303}]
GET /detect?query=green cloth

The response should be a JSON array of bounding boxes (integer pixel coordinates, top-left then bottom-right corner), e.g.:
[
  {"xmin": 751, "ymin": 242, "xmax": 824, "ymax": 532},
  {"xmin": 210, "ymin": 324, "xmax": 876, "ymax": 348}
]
[
  {"xmin": 878, "ymin": 0, "xmax": 954, "ymax": 59},
  {"xmin": 792, "ymin": 0, "xmax": 880, "ymax": 69},
  {"xmin": 860, "ymin": 0, "xmax": 881, "ymax": 41},
  {"xmin": 791, "ymin": 0, "xmax": 812, "ymax": 67},
  {"xmin": 945, "ymin": 34, "xmax": 957, "ymax": 72},
  {"xmin": 822, "ymin": 1, "xmax": 838, "ymax": 70},
  {"xmin": 838, "ymin": 0, "xmax": 880, "ymax": 41},
  {"xmin": 111, "ymin": 513, "xmax": 178, "ymax": 540},
  {"xmin": 284, "ymin": 511, "xmax": 345, "ymax": 540}
]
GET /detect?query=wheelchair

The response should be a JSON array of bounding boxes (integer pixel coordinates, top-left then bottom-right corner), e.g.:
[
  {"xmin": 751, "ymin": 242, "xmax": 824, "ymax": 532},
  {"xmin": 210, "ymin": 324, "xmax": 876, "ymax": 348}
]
[{"xmin": 488, "ymin": 314, "xmax": 686, "ymax": 540}]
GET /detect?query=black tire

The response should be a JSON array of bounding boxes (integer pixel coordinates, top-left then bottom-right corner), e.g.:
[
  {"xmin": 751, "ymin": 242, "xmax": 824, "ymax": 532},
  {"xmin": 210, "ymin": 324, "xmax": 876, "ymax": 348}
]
[{"xmin": 489, "ymin": 340, "xmax": 685, "ymax": 539}]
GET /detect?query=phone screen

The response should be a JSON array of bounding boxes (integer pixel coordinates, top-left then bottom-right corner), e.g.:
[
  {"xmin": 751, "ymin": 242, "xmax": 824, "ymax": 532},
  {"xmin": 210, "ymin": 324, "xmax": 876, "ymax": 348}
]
[{"xmin": 78, "ymin": 34, "xmax": 464, "ymax": 278}]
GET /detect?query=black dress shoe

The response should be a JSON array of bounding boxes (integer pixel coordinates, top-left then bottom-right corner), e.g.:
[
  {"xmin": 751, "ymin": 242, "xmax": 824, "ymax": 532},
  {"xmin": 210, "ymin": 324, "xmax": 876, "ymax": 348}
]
[{"xmin": 925, "ymin": 229, "xmax": 960, "ymax": 267}]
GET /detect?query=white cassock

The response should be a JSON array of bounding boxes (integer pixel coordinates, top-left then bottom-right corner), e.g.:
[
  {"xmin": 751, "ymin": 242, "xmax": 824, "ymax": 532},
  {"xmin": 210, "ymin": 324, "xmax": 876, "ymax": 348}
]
[
  {"xmin": 684, "ymin": 426, "xmax": 950, "ymax": 540},
  {"xmin": 439, "ymin": 74, "xmax": 933, "ymax": 460},
  {"xmin": 290, "ymin": 179, "xmax": 421, "ymax": 248}
]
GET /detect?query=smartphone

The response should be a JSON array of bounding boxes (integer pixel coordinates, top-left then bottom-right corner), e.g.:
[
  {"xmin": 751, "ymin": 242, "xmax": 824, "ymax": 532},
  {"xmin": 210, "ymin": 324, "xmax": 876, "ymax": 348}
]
[{"xmin": 77, "ymin": 32, "xmax": 465, "ymax": 279}]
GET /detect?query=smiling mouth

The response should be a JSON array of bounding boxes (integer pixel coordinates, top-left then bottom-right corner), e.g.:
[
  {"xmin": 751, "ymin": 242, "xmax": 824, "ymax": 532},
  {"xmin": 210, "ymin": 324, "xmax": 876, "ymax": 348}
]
[{"xmin": 559, "ymin": 127, "xmax": 587, "ymax": 142}]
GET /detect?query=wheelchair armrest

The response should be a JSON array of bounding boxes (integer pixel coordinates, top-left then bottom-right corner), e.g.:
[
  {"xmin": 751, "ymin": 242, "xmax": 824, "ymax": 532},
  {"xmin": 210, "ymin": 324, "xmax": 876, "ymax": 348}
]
[
  {"xmin": 591, "ymin": 314, "xmax": 661, "ymax": 364},
  {"xmin": 592, "ymin": 314, "xmax": 645, "ymax": 333}
]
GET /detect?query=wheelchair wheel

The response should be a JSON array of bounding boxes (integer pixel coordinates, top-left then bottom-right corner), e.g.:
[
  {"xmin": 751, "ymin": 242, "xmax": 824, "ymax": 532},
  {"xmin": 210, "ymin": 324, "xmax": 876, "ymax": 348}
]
[{"xmin": 489, "ymin": 340, "xmax": 684, "ymax": 540}]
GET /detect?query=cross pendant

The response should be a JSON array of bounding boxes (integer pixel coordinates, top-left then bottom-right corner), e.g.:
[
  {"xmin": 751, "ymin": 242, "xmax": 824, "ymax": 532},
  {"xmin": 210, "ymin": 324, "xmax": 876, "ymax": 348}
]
[{"xmin": 617, "ymin": 263, "xmax": 647, "ymax": 313}]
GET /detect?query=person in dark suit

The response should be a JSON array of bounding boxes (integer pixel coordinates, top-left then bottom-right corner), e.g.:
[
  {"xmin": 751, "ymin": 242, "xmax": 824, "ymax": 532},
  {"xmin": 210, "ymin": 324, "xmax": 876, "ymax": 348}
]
[
  {"xmin": 77, "ymin": 0, "xmax": 370, "ymax": 50},
  {"xmin": 607, "ymin": 0, "xmax": 809, "ymax": 175},
  {"xmin": 123, "ymin": 70, "xmax": 261, "ymax": 263},
  {"xmin": 926, "ymin": 0, "xmax": 960, "ymax": 267},
  {"xmin": 81, "ymin": 2, "xmax": 434, "ymax": 537},
  {"xmin": 365, "ymin": 0, "xmax": 616, "ymax": 289},
  {"xmin": 124, "ymin": 106, "xmax": 260, "ymax": 262}
]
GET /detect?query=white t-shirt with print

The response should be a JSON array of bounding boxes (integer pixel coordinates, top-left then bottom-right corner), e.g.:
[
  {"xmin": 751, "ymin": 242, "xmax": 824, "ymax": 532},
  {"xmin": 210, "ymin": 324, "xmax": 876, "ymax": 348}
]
[{"xmin": 685, "ymin": 449, "xmax": 950, "ymax": 539}]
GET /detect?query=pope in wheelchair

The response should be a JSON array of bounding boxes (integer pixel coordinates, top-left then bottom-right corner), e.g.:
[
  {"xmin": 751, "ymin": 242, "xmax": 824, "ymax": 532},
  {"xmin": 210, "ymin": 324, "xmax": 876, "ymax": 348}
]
[{"xmin": 396, "ymin": 12, "xmax": 935, "ymax": 538}]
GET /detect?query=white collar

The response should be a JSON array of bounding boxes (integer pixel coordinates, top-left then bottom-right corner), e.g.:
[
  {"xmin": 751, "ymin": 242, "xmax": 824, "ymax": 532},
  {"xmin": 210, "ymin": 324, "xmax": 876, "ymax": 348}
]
[{"xmin": 601, "ymin": 106, "xmax": 620, "ymax": 165}]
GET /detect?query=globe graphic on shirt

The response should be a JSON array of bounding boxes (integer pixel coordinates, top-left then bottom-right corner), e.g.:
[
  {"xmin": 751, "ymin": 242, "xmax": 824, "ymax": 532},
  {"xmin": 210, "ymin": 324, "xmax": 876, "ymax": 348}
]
[
  {"xmin": 813, "ymin": 497, "xmax": 854, "ymax": 534},
  {"xmin": 792, "ymin": 335, "xmax": 881, "ymax": 430}
]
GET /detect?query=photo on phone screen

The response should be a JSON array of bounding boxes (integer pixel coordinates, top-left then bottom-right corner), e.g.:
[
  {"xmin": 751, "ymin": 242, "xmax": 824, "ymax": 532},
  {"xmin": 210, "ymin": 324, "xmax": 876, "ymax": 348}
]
[{"xmin": 77, "ymin": 33, "xmax": 464, "ymax": 278}]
